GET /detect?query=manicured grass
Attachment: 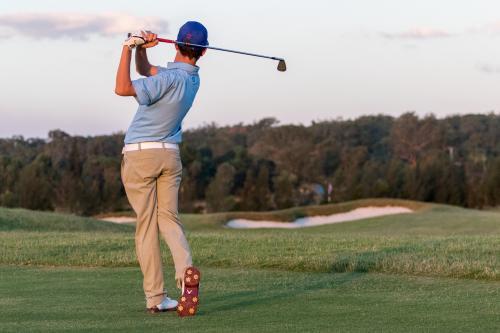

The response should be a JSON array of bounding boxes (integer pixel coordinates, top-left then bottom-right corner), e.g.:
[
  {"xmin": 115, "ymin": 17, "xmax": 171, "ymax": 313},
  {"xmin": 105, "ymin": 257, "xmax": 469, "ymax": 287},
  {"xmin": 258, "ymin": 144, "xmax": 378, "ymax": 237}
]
[
  {"xmin": 1, "ymin": 266, "xmax": 498, "ymax": 333},
  {"xmin": 1, "ymin": 200, "xmax": 499, "ymax": 331}
]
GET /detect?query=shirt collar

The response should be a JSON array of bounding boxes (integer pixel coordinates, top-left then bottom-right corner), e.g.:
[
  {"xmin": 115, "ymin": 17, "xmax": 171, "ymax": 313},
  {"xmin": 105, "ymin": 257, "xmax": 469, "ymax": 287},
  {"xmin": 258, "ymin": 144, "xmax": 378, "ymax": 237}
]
[{"xmin": 167, "ymin": 62, "xmax": 199, "ymax": 73}]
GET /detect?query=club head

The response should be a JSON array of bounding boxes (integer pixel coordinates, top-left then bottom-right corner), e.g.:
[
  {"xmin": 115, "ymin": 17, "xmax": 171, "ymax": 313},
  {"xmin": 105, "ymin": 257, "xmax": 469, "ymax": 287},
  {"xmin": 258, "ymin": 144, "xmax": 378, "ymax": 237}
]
[{"xmin": 277, "ymin": 59, "xmax": 287, "ymax": 72}]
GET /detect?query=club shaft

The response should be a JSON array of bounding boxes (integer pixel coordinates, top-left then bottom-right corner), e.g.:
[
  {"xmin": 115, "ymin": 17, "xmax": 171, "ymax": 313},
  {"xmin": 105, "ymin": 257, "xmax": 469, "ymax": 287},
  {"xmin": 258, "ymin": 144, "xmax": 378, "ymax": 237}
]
[{"xmin": 157, "ymin": 38, "xmax": 284, "ymax": 61}]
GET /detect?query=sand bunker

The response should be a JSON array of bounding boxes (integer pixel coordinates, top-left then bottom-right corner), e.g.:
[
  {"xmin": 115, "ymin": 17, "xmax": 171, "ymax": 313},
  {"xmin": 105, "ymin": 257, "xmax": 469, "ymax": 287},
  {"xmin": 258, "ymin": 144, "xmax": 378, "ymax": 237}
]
[
  {"xmin": 226, "ymin": 206, "xmax": 413, "ymax": 229},
  {"xmin": 100, "ymin": 216, "xmax": 136, "ymax": 224},
  {"xmin": 100, "ymin": 206, "xmax": 413, "ymax": 228}
]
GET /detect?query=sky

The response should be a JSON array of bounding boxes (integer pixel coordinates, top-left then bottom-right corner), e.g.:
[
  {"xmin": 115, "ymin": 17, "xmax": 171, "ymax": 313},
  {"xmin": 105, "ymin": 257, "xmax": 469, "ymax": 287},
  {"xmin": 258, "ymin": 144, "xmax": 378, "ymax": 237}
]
[{"xmin": 1, "ymin": 0, "xmax": 500, "ymax": 138}]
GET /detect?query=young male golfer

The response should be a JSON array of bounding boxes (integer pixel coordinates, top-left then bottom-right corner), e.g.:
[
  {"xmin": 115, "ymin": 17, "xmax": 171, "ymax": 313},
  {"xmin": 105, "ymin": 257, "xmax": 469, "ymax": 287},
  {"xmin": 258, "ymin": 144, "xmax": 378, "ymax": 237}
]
[{"xmin": 115, "ymin": 21, "xmax": 206, "ymax": 316}]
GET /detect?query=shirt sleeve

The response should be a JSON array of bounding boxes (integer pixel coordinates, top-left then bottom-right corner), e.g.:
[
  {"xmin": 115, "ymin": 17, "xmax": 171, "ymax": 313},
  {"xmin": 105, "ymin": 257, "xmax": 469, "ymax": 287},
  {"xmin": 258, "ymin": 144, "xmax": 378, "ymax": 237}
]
[
  {"xmin": 132, "ymin": 72, "xmax": 174, "ymax": 106},
  {"xmin": 156, "ymin": 66, "xmax": 168, "ymax": 73}
]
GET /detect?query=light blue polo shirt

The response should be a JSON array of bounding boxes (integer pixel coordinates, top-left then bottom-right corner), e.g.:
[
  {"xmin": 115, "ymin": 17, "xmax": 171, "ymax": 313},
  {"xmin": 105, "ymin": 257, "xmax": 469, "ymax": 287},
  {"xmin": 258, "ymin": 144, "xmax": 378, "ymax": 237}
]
[{"xmin": 124, "ymin": 62, "xmax": 200, "ymax": 144}]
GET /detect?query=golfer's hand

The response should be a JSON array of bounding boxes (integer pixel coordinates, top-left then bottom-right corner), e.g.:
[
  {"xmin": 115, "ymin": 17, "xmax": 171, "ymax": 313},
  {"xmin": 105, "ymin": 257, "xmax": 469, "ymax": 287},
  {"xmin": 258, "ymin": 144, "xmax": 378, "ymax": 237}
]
[
  {"xmin": 140, "ymin": 31, "xmax": 158, "ymax": 49},
  {"xmin": 123, "ymin": 32, "xmax": 145, "ymax": 49}
]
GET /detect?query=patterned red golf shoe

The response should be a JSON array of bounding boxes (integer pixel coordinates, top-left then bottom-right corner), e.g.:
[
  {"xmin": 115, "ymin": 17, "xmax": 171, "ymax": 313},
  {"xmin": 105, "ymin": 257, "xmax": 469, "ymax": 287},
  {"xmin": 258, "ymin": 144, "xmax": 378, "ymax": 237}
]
[{"xmin": 177, "ymin": 266, "xmax": 201, "ymax": 317}]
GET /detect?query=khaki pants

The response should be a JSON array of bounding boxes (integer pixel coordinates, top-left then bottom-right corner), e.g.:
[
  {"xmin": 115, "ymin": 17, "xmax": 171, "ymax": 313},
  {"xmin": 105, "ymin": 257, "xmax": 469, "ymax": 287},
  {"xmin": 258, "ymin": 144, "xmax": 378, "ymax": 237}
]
[{"xmin": 121, "ymin": 148, "xmax": 192, "ymax": 308}]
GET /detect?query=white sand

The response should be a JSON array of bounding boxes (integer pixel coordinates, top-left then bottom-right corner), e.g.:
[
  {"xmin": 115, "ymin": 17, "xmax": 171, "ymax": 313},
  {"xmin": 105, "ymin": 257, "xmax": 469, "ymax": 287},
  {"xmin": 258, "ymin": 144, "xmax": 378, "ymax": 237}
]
[
  {"xmin": 100, "ymin": 216, "xmax": 136, "ymax": 224},
  {"xmin": 226, "ymin": 206, "xmax": 413, "ymax": 229}
]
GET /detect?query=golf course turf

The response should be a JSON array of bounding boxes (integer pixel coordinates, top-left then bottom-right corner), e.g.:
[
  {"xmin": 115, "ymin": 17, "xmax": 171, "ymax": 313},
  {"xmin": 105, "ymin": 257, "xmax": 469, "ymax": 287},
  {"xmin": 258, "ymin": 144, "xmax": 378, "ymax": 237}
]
[{"xmin": 1, "ymin": 199, "xmax": 499, "ymax": 332}]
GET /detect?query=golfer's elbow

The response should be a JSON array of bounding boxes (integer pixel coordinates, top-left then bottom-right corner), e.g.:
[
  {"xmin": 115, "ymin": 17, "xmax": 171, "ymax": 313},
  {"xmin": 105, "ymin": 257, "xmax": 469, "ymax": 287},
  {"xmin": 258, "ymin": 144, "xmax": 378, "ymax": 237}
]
[
  {"xmin": 114, "ymin": 87, "xmax": 126, "ymax": 96},
  {"xmin": 115, "ymin": 88, "xmax": 130, "ymax": 96},
  {"xmin": 115, "ymin": 84, "xmax": 135, "ymax": 96}
]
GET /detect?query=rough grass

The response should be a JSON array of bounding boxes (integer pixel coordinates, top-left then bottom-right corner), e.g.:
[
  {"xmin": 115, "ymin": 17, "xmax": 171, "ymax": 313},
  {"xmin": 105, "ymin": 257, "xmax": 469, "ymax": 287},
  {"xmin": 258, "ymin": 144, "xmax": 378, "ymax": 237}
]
[
  {"xmin": 0, "ymin": 207, "xmax": 131, "ymax": 233},
  {"xmin": 1, "ymin": 200, "xmax": 498, "ymax": 280},
  {"xmin": 1, "ymin": 231, "xmax": 497, "ymax": 280}
]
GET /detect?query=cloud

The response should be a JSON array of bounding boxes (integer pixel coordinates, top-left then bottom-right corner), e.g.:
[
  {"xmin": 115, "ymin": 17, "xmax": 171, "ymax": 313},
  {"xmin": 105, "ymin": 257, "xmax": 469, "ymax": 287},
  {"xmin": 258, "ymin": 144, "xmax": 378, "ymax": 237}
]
[
  {"xmin": 381, "ymin": 28, "xmax": 454, "ymax": 40},
  {"xmin": 477, "ymin": 64, "xmax": 500, "ymax": 74},
  {"xmin": 0, "ymin": 12, "xmax": 168, "ymax": 40},
  {"xmin": 473, "ymin": 21, "xmax": 500, "ymax": 35}
]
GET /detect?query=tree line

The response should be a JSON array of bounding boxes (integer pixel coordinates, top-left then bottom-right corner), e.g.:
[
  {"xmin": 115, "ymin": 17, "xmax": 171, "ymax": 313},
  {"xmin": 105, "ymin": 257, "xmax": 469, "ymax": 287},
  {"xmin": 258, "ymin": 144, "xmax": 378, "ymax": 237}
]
[{"xmin": 0, "ymin": 113, "xmax": 499, "ymax": 215}]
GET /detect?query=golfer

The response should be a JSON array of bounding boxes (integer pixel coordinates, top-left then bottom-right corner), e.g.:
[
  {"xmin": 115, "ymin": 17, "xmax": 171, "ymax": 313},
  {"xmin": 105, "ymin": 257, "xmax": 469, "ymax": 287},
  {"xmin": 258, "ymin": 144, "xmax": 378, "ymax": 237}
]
[{"xmin": 115, "ymin": 22, "xmax": 205, "ymax": 315}]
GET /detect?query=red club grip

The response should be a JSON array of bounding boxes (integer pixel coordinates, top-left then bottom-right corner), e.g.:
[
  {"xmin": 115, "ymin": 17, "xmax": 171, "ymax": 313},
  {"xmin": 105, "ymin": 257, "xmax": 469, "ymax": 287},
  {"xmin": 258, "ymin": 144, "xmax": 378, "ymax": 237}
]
[{"xmin": 157, "ymin": 38, "xmax": 176, "ymax": 44}]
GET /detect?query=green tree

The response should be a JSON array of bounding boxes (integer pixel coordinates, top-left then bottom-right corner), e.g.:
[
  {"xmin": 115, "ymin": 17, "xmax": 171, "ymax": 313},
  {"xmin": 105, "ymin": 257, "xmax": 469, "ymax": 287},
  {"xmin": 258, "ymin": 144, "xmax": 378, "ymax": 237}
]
[
  {"xmin": 273, "ymin": 170, "xmax": 297, "ymax": 209},
  {"xmin": 206, "ymin": 163, "xmax": 236, "ymax": 212},
  {"xmin": 16, "ymin": 155, "xmax": 53, "ymax": 210}
]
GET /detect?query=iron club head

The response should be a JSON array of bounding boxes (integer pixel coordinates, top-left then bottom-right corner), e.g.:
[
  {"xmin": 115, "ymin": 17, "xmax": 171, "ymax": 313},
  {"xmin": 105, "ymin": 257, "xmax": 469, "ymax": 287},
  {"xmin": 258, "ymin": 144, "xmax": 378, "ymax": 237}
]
[{"xmin": 277, "ymin": 59, "xmax": 287, "ymax": 72}]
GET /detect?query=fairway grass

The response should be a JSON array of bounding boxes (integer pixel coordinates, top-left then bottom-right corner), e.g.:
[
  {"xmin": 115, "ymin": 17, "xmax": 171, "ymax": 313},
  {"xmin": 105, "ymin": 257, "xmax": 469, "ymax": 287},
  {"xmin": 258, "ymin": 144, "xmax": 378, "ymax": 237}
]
[
  {"xmin": 1, "ymin": 200, "xmax": 499, "ymax": 331},
  {"xmin": 1, "ymin": 266, "xmax": 499, "ymax": 333}
]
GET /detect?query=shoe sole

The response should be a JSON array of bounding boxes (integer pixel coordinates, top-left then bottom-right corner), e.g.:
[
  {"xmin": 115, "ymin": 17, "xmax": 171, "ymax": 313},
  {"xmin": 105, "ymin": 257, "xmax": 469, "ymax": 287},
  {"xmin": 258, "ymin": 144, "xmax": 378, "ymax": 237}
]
[{"xmin": 177, "ymin": 266, "xmax": 201, "ymax": 317}]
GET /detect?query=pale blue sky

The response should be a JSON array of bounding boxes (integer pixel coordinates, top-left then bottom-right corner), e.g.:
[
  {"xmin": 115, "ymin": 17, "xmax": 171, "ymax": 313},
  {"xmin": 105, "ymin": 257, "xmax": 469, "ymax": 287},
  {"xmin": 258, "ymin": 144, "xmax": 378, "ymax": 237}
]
[{"xmin": 1, "ymin": 0, "xmax": 500, "ymax": 138}]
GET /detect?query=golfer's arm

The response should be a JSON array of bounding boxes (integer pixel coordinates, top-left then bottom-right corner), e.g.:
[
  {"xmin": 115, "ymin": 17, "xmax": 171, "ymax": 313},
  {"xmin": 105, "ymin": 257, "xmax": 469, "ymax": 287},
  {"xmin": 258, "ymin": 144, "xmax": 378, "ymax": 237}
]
[
  {"xmin": 135, "ymin": 47, "xmax": 158, "ymax": 77},
  {"xmin": 115, "ymin": 46, "xmax": 136, "ymax": 96}
]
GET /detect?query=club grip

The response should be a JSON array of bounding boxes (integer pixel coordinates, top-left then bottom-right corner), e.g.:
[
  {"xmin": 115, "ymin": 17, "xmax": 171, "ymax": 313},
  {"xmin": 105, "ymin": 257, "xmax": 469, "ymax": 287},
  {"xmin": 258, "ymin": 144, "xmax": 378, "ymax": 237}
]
[{"xmin": 157, "ymin": 38, "xmax": 176, "ymax": 44}]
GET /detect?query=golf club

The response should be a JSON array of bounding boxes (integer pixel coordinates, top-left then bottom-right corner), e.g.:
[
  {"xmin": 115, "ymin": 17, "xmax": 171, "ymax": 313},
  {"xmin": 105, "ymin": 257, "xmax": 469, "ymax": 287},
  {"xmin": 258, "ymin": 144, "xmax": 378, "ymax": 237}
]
[{"xmin": 157, "ymin": 38, "xmax": 287, "ymax": 72}]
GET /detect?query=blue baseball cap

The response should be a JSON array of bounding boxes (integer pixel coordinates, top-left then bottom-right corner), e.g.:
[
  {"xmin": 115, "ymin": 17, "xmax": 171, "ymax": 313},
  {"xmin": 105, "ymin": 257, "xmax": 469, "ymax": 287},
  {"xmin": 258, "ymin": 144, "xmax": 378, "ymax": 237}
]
[{"xmin": 177, "ymin": 21, "xmax": 209, "ymax": 46}]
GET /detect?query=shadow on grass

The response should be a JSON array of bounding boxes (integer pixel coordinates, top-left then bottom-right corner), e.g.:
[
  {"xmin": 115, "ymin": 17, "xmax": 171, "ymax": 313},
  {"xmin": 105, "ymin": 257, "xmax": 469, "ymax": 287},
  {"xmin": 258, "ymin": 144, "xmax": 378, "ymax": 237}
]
[{"xmin": 202, "ymin": 272, "xmax": 364, "ymax": 315}]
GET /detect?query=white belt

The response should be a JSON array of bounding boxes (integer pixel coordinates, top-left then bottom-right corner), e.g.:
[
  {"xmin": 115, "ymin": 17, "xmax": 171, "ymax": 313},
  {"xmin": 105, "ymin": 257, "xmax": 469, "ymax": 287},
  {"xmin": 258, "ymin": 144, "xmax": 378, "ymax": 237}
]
[{"xmin": 122, "ymin": 142, "xmax": 179, "ymax": 154}]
